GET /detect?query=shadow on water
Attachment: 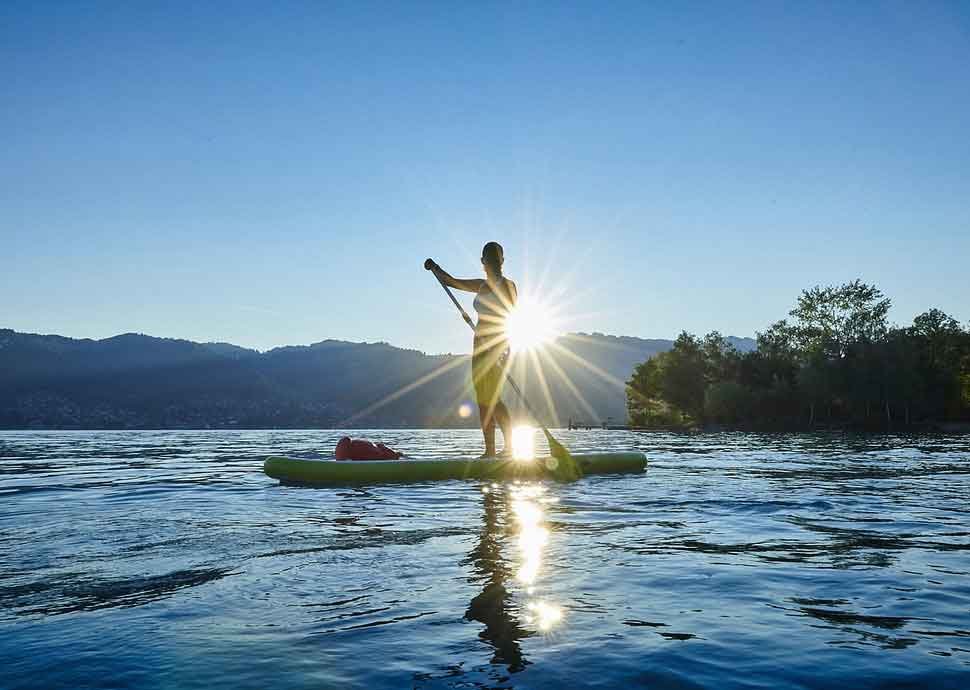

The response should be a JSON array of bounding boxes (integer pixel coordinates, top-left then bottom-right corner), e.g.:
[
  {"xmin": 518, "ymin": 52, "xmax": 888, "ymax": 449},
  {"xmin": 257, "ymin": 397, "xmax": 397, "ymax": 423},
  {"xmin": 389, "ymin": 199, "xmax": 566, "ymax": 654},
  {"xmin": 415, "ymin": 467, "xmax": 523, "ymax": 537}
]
[
  {"xmin": 0, "ymin": 567, "xmax": 235, "ymax": 617},
  {"xmin": 766, "ymin": 599, "xmax": 925, "ymax": 650},
  {"xmin": 463, "ymin": 488, "xmax": 531, "ymax": 673}
]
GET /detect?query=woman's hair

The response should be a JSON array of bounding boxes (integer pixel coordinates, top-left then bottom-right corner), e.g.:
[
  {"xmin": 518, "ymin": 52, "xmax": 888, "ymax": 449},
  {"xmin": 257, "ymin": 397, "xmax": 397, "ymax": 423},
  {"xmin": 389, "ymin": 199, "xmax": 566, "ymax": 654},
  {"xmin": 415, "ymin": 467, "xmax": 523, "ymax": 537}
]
[{"xmin": 482, "ymin": 241, "xmax": 504, "ymax": 273}]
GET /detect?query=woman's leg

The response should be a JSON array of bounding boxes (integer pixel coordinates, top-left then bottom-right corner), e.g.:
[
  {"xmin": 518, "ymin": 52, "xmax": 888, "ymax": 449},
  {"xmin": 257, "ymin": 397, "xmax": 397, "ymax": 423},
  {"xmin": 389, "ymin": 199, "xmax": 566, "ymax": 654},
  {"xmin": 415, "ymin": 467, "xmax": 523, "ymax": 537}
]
[
  {"xmin": 479, "ymin": 404, "xmax": 497, "ymax": 456},
  {"xmin": 493, "ymin": 402, "xmax": 513, "ymax": 454}
]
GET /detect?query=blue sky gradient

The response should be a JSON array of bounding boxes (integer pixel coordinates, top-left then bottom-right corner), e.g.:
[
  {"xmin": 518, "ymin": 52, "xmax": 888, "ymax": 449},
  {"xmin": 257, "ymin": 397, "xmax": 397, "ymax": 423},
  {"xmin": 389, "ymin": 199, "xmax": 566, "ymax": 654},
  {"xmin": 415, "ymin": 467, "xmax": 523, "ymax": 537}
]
[{"xmin": 3, "ymin": 1, "xmax": 968, "ymax": 353}]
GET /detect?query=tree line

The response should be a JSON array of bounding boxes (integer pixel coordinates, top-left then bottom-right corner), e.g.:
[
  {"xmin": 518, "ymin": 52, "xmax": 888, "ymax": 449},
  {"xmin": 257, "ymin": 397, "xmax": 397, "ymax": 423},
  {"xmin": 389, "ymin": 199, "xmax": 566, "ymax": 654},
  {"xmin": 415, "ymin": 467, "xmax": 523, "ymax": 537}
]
[{"xmin": 626, "ymin": 280, "xmax": 970, "ymax": 430}]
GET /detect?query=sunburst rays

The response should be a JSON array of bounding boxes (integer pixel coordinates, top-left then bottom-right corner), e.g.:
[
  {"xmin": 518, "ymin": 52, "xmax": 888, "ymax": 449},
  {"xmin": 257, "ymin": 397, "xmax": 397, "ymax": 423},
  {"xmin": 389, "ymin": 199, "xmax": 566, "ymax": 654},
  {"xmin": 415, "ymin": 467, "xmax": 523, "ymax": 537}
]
[
  {"xmin": 338, "ymin": 352, "xmax": 470, "ymax": 426},
  {"xmin": 341, "ymin": 225, "xmax": 631, "ymax": 428}
]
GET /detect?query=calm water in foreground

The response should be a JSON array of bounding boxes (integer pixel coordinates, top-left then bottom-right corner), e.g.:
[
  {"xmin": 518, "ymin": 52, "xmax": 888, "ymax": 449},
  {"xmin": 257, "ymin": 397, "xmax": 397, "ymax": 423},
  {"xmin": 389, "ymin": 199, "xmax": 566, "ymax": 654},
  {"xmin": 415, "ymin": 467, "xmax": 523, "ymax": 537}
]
[{"xmin": 1, "ymin": 430, "xmax": 969, "ymax": 689}]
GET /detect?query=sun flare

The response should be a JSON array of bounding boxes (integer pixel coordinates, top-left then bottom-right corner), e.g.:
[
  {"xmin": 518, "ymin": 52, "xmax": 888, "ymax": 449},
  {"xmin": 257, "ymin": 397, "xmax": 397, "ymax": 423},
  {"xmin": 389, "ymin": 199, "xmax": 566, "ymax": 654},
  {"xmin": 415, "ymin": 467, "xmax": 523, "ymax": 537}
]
[{"xmin": 505, "ymin": 296, "xmax": 559, "ymax": 353}]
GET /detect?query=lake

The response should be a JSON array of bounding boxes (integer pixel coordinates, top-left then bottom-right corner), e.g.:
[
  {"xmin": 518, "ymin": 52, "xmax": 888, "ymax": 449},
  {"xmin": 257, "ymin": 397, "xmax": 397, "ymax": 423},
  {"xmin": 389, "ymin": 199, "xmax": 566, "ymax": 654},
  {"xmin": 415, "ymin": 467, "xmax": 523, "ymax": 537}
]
[{"xmin": 1, "ymin": 429, "xmax": 969, "ymax": 689}]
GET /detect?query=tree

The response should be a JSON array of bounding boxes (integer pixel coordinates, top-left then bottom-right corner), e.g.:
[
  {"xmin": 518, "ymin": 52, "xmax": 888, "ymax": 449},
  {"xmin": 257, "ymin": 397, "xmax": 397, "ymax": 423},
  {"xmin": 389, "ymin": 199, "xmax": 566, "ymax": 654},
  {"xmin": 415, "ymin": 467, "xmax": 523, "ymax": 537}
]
[
  {"xmin": 626, "ymin": 283, "xmax": 970, "ymax": 430},
  {"xmin": 627, "ymin": 356, "xmax": 662, "ymax": 423},
  {"xmin": 626, "ymin": 332, "xmax": 707, "ymax": 426},
  {"xmin": 908, "ymin": 309, "xmax": 966, "ymax": 420},
  {"xmin": 702, "ymin": 331, "xmax": 742, "ymax": 385},
  {"xmin": 626, "ymin": 354, "xmax": 686, "ymax": 427},
  {"xmin": 961, "ymin": 350, "xmax": 970, "ymax": 412},
  {"xmin": 757, "ymin": 320, "xmax": 797, "ymax": 360},
  {"xmin": 789, "ymin": 280, "xmax": 891, "ymax": 358},
  {"xmin": 658, "ymin": 332, "xmax": 707, "ymax": 421},
  {"xmin": 797, "ymin": 351, "xmax": 836, "ymax": 426},
  {"xmin": 704, "ymin": 381, "xmax": 753, "ymax": 425},
  {"xmin": 884, "ymin": 327, "xmax": 923, "ymax": 426},
  {"xmin": 744, "ymin": 320, "xmax": 798, "ymax": 391}
]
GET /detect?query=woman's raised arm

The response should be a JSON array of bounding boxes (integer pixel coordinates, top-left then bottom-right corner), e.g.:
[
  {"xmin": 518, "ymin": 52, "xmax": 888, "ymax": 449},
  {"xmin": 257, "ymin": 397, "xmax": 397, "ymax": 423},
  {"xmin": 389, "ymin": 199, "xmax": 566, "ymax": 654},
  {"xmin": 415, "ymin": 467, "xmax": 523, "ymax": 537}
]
[{"xmin": 424, "ymin": 259, "xmax": 484, "ymax": 293}]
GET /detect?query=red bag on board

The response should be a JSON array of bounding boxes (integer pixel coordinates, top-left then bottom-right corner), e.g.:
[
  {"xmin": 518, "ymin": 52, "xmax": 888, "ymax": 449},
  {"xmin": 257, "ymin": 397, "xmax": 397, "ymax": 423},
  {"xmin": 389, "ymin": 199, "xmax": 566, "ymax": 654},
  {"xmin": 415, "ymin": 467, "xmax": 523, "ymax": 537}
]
[{"xmin": 335, "ymin": 437, "xmax": 404, "ymax": 461}]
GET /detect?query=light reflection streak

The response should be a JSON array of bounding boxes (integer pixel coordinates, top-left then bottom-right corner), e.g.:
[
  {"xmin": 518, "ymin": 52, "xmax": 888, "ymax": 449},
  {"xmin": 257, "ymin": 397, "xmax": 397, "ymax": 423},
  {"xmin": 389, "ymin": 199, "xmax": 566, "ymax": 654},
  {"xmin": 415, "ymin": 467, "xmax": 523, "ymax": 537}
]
[
  {"xmin": 465, "ymin": 482, "xmax": 565, "ymax": 674},
  {"xmin": 511, "ymin": 484, "xmax": 564, "ymax": 632}
]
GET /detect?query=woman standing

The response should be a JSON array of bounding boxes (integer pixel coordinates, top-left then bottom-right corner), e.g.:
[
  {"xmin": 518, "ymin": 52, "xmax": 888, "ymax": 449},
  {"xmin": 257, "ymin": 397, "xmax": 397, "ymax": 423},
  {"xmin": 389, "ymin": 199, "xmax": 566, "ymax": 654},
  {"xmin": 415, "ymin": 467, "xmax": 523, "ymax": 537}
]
[{"xmin": 426, "ymin": 242, "xmax": 518, "ymax": 457}]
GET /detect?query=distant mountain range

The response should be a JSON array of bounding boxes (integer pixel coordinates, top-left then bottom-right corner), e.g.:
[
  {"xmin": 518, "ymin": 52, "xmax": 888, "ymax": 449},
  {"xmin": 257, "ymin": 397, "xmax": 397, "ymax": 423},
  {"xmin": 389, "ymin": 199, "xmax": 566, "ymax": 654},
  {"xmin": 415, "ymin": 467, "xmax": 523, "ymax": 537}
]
[{"xmin": 0, "ymin": 328, "xmax": 755, "ymax": 429}]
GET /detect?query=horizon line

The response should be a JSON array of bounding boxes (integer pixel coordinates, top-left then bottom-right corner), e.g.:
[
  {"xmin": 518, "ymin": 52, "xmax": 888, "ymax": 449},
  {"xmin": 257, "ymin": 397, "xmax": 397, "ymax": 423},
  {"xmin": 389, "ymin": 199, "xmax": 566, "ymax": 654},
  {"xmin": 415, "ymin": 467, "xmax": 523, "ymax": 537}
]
[{"xmin": 0, "ymin": 325, "xmax": 757, "ymax": 358}]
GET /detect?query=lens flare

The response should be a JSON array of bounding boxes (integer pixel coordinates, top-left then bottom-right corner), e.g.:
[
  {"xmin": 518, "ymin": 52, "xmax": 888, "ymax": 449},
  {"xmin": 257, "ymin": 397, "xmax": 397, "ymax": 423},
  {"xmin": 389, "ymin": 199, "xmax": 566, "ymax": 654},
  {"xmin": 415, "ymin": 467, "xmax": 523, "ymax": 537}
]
[{"xmin": 505, "ymin": 296, "xmax": 558, "ymax": 353}]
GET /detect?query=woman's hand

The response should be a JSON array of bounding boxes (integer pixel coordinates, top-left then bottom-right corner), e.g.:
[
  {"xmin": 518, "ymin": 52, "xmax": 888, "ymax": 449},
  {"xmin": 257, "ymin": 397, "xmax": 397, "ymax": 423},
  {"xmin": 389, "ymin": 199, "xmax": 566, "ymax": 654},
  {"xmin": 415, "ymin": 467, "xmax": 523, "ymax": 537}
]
[{"xmin": 424, "ymin": 258, "xmax": 439, "ymax": 271}]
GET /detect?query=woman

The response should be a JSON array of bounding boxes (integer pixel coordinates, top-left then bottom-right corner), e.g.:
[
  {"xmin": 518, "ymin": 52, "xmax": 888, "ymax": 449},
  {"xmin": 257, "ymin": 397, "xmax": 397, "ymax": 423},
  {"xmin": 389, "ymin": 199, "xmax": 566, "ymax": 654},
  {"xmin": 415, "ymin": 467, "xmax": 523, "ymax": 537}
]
[{"xmin": 426, "ymin": 242, "xmax": 518, "ymax": 457}]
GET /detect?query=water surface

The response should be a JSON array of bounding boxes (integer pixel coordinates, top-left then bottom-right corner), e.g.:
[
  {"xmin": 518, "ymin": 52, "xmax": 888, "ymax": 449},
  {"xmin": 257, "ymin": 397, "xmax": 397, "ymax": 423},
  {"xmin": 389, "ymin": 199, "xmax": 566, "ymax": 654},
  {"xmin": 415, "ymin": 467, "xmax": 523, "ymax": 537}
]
[{"xmin": 1, "ymin": 430, "xmax": 969, "ymax": 689}]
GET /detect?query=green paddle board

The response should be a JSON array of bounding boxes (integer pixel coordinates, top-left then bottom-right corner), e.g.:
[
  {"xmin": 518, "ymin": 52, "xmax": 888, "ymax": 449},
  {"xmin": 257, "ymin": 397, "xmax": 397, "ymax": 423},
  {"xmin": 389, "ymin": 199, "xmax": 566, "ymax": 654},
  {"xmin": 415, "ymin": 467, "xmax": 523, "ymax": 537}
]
[{"xmin": 264, "ymin": 451, "xmax": 646, "ymax": 485}]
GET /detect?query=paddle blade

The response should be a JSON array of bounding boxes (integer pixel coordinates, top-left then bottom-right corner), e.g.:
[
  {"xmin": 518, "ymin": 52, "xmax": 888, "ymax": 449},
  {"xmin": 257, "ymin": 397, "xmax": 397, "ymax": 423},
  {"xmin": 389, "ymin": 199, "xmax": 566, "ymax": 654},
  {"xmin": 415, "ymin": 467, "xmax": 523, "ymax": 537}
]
[{"xmin": 544, "ymin": 430, "xmax": 582, "ymax": 481}]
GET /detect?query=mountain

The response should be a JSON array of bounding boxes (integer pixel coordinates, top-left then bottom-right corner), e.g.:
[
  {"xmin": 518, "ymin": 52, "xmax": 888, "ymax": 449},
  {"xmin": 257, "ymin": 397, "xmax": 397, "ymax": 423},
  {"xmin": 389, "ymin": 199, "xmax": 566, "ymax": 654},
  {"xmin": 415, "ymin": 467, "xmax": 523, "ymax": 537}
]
[{"xmin": 0, "ymin": 328, "xmax": 755, "ymax": 429}]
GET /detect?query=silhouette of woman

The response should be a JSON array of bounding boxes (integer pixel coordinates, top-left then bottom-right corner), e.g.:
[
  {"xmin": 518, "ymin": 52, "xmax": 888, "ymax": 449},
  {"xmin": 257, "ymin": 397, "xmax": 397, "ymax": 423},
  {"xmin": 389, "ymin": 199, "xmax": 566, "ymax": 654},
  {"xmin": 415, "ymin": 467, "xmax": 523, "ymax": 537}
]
[{"xmin": 426, "ymin": 242, "xmax": 518, "ymax": 457}]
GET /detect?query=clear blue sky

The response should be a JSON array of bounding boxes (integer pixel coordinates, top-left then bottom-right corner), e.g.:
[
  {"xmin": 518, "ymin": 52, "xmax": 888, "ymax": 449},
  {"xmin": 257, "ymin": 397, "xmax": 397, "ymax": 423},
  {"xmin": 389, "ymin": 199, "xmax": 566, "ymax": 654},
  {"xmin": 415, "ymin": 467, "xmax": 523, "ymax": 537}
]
[{"xmin": 3, "ymin": 1, "xmax": 968, "ymax": 354}]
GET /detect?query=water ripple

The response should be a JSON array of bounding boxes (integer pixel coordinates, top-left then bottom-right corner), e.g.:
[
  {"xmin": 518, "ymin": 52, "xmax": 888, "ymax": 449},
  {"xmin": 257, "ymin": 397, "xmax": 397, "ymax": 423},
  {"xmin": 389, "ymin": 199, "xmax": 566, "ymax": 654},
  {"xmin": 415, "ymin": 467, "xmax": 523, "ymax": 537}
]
[{"xmin": 1, "ymin": 429, "xmax": 970, "ymax": 689}]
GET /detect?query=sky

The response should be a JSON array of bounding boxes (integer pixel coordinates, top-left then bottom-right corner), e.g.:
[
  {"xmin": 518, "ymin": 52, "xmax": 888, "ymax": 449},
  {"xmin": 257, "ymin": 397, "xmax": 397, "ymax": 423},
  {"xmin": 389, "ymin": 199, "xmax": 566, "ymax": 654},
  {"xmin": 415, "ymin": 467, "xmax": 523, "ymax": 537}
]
[{"xmin": 2, "ymin": 1, "xmax": 968, "ymax": 355}]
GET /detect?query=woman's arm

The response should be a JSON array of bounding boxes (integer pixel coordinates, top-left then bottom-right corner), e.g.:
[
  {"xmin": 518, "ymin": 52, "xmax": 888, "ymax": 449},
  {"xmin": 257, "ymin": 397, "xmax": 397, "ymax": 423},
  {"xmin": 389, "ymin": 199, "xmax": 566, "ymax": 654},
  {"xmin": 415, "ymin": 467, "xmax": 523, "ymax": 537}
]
[{"xmin": 424, "ymin": 259, "xmax": 484, "ymax": 292}]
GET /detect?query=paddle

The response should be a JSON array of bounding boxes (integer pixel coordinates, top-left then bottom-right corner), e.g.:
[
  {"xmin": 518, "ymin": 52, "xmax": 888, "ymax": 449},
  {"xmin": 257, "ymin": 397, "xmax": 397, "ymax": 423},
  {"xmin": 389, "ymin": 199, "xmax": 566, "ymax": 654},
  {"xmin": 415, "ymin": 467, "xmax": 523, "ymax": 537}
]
[{"xmin": 425, "ymin": 259, "xmax": 582, "ymax": 481}]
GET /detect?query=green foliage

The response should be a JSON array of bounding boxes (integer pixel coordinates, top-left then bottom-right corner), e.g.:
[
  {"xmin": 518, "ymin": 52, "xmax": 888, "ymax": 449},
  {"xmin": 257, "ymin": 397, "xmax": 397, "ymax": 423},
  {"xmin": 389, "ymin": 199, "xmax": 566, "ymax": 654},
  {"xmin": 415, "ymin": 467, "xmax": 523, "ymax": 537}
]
[
  {"xmin": 789, "ymin": 279, "xmax": 891, "ymax": 357},
  {"xmin": 704, "ymin": 381, "xmax": 753, "ymax": 425},
  {"xmin": 626, "ymin": 332, "xmax": 709, "ymax": 425},
  {"xmin": 626, "ymin": 280, "xmax": 970, "ymax": 429},
  {"xmin": 626, "ymin": 356, "xmax": 662, "ymax": 424},
  {"xmin": 962, "ymin": 355, "xmax": 970, "ymax": 409},
  {"xmin": 660, "ymin": 333, "xmax": 707, "ymax": 420},
  {"xmin": 627, "ymin": 394, "xmax": 686, "ymax": 428}
]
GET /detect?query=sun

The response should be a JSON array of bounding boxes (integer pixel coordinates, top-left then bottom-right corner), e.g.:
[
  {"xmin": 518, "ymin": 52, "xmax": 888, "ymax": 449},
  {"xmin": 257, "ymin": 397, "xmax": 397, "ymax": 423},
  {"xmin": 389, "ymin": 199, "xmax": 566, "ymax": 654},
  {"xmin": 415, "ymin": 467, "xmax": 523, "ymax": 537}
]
[{"xmin": 505, "ymin": 296, "xmax": 558, "ymax": 353}]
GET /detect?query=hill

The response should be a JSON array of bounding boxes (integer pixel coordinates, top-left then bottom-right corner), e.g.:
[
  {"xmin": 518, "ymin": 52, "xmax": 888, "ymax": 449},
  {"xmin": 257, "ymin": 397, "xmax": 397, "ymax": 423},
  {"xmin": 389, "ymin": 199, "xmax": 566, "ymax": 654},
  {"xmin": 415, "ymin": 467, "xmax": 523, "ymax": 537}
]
[{"xmin": 0, "ymin": 328, "xmax": 754, "ymax": 429}]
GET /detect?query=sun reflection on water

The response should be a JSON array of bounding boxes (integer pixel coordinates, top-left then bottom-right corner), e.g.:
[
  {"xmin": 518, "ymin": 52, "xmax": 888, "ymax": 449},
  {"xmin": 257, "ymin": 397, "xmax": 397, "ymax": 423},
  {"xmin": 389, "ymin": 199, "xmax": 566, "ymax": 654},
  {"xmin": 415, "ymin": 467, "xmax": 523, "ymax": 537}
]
[
  {"xmin": 527, "ymin": 600, "xmax": 564, "ymax": 631},
  {"xmin": 510, "ymin": 483, "xmax": 563, "ymax": 633},
  {"xmin": 511, "ymin": 425, "xmax": 536, "ymax": 460}
]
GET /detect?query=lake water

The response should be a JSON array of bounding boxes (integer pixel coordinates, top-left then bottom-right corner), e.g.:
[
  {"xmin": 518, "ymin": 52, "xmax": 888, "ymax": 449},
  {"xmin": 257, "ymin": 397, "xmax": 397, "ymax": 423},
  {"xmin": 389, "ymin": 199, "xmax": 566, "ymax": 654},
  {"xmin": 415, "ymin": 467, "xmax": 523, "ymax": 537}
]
[{"xmin": 1, "ymin": 429, "xmax": 969, "ymax": 689}]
